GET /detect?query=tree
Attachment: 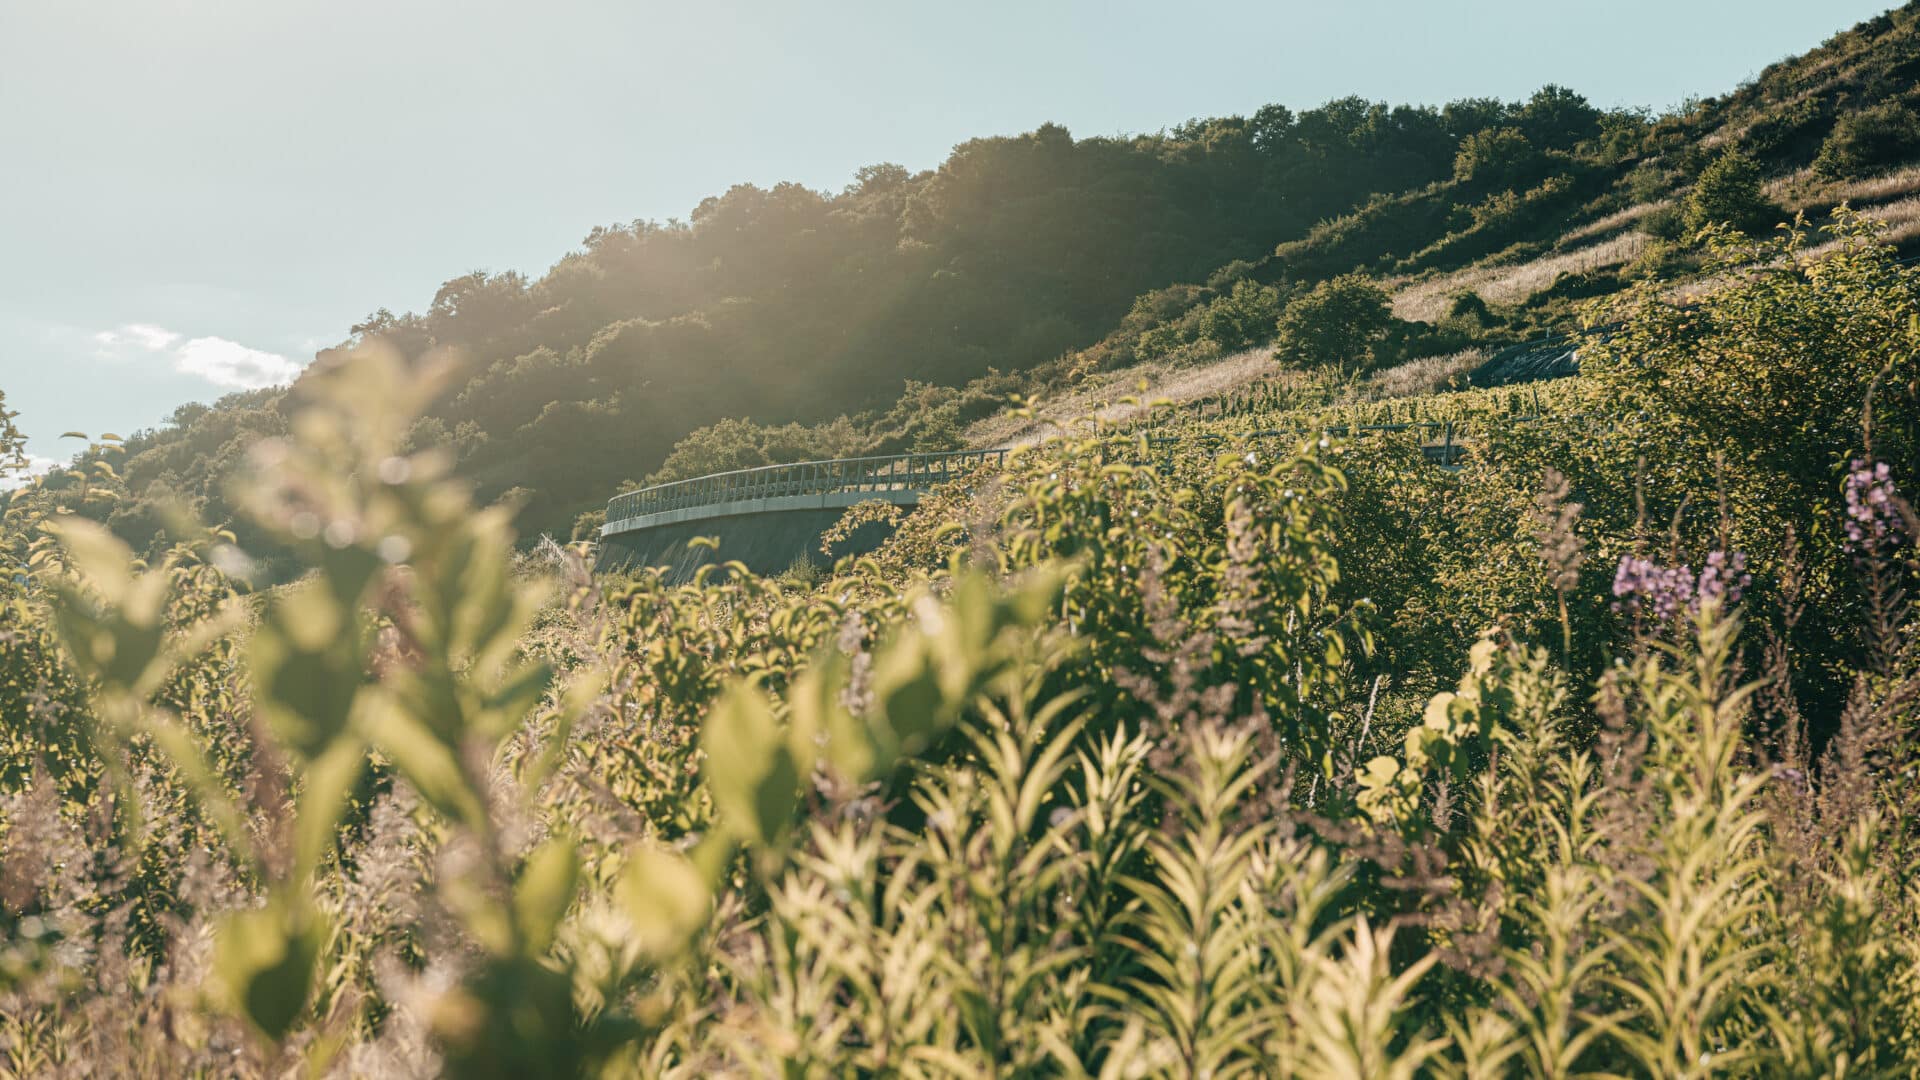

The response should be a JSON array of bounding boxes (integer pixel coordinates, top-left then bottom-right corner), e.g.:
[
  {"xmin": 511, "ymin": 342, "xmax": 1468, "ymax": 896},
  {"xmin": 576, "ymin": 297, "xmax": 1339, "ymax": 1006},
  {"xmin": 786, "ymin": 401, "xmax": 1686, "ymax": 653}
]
[
  {"xmin": 1452, "ymin": 127, "xmax": 1542, "ymax": 188},
  {"xmin": 1273, "ymin": 274, "xmax": 1395, "ymax": 371},
  {"xmin": 1441, "ymin": 97, "xmax": 1511, "ymax": 141},
  {"xmin": 647, "ymin": 417, "xmax": 775, "ymax": 485},
  {"xmin": 849, "ymin": 162, "xmax": 910, "ymax": 194},
  {"xmin": 1683, "ymin": 150, "xmax": 1782, "ymax": 235},
  {"xmin": 1814, "ymin": 102, "xmax": 1920, "ymax": 179},
  {"xmin": 1198, "ymin": 280, "xmax": 1285, "ymax": 351},
  {"xmin": 1249, "ymin": 104, "xmax": 1295, "ymax": 153},
  {"xmin": 1516, "ymin": 84, "xmax": 1601, "ymax": 150}
]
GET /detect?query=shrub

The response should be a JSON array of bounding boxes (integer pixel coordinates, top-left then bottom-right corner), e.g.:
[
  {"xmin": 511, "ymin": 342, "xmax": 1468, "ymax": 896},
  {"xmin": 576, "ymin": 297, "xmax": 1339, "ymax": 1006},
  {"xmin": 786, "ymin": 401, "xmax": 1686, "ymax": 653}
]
[
  {"xmin": 1640, "ymin": 201, "xmax": 1686, "ymax": 241},
  {"xmin": 1814, "ymin": 101, "xmax": 1920, "ymax": 179},
  {"xmin": 1446, "ymin": 289, "xmax": 1494, "ymax": 324},
  {"xmin": 1273, "ymin": 273, "xmax": 1396, "ymax": 371},
  {"xmin": 1453, "ymin": 127, "xmax": 1543, "ymax": 188},
  {"xmin": 1682, "ymin": 149, "xmax": 1783, "ymax": 235},
  {"xmin": 1195, "ymin": 278, "xmax": 1284, "ymax": 351}
]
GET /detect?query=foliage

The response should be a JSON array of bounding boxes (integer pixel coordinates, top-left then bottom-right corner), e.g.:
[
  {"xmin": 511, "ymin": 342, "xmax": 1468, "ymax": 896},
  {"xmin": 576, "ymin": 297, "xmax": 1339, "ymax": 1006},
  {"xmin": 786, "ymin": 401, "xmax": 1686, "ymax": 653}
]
[
  {"xmin": 644, "ymin": 415, "xmax": 869, "ymax": 487},
  {"xmin": 58, "ymin": 3, "xmax": 1920, "ymax": 563},
  {"xmin": 1516, "ymin": 85, "xmax": 1603, "ymax": 151},
  {"xmin": 8, "ymin": 9, "xmax": 1920, "ymax": 1074},
  {"xmin": 1814, "ymin": 100, "xmax": 1920, "ymax": 179},
  {"xmin": 1683, "ymin": 150, "xmax": 1783, "ymax": 235},
  {"xmin": 1272, "ymin": 273, "xmax": 1397, "ymax": 371},
  {"xmin": 3, "ymin": 235, "xmax": 1920, "ymax": 1075},
  {"xmin": 1452, "ymin": 127, "xmax": 1543, "ymax": 188}
]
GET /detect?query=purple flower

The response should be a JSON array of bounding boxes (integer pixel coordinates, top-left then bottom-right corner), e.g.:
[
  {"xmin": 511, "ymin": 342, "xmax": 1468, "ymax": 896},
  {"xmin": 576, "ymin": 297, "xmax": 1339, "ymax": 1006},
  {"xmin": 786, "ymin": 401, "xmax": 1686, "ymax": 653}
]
[
  {"xmin": 1612, "ymin": 555, "xmax": 1694, "ymax": 619},
  {"xmin": 1612, "ymin": 549, "xmax": 1749, "ymax": 619},
  {"xmin": 1695, "ymin": 549, "xmax": 1751, "ymax": 607},
  {"xmin": 1844, "ymin": 458, "xmax": 1907, "ymax": 556}
]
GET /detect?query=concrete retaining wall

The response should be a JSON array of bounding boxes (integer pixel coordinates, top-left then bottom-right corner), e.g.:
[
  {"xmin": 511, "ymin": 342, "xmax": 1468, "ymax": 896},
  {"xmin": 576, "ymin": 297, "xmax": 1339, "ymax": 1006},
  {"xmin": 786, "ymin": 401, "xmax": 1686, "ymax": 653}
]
[{"xmin": 597, "ymin": 490, "xmax": 917, "ymax": 579}]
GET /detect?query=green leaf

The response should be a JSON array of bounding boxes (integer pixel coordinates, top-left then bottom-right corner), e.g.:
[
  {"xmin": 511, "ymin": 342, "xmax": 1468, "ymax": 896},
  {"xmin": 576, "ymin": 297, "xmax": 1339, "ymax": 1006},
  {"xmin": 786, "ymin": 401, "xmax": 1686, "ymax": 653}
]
[
  {"xmin": 869, "ymin": 638, "xmax": 948, "ymax": 752},
  {"xmin": 248, "ymin": 582, "xmax": 361, "ymax": 759},
  {"xmin": 513, "ymin": 835, "xmax": 581, "ymax": 956},
  {"xmin": 293, "ymin": 739, "xmax": 367, "ymax": 876},
  {"xmin": 45, "ymin": 517, "xmax": 134, "ymax": 602},
  {"xmin": 362, "ymin": 692, "xmax": 489, "ymax": 831},
  {"xmin": 701, "ymin": 682, "xmax": 808, "ymax": 848},
  {"xmin": 213, "ymin": 894, "xmax": 326, "ymax": 1041},
  {"xmin": 614, "ymin": 845, "xmax": 710, "ymax": 958}
]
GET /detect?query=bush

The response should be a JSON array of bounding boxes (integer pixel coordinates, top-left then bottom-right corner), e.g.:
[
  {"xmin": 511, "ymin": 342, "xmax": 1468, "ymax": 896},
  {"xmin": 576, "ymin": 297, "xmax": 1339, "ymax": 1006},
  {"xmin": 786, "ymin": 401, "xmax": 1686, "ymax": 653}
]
[
  {"xmin": 1445, "ymin": 289, "xmax": 1494, "ymax": 324},
  {"xmin": 1640, "ymin": 201, "xmax": 1686, "ymax": 241},
  {"xmin": 1195, "ymin": 279, "xmax": 1284, "ymax": 351},
  {"xmin": 1453, "ymin": 127, "xmax": 1543, "ymax": 188},
  {"xmin": 1273, "ymin": 273, "xmax": 1396, "ymax": 370},
  {"xmin": 1814, "ymin": 101, "xmax": 1920, "ymax": 179},
  {"xmin": 1682, "ymin": 150, "xmax": 1783, "ymax": 235}
]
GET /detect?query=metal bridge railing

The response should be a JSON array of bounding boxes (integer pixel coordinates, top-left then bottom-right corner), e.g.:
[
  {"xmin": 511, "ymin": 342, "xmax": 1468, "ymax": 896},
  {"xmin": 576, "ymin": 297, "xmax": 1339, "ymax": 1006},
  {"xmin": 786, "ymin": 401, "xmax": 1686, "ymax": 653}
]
[
  {"xmin": 607, "ymin": 412, "xmax": 1605, "ymax": 525},
  {"xmin": 606, "ymin": 448, "xmax": 1010, "ymax": 523}
]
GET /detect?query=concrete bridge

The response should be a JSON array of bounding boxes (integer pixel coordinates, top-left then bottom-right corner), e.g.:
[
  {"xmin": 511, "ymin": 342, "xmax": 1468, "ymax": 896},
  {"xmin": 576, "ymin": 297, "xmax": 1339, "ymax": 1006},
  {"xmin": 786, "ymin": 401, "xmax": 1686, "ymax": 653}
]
[
  {"xmin": 597, "ymin": 449, "xmax": 1008, "ymax": 578},
  {"xmin": 596, "ymin": 420, "xmax": 1482, "ymax": 578}
]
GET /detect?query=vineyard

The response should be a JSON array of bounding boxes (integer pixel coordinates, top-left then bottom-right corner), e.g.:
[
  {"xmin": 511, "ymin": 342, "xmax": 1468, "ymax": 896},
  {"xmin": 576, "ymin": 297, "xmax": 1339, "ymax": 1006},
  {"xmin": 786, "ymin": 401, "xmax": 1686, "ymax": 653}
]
[{"xmin": 0, "ymin": 222, "xmax": 1917, "ymax": 1078}]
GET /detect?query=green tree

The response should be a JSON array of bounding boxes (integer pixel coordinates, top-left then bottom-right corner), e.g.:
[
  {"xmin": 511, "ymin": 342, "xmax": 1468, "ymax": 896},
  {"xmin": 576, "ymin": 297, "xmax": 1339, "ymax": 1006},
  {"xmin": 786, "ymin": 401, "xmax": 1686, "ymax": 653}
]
[
  {"xmin": 1198, "ymin": 279, "xmax": 1285, "ymax": 351},
  {"xmin": 646, "ymin": 417, "xmax": 776, "ymax": 485},
  {"xmin": 1814, "ymin": 101, "xmax": 1920, "ymax": 179},
  {"xmin": 1682, "ymin": 150, "xmax": 1782, "ymax": 235},
  {"xmin": 1516, "ymin": 84, "xmax": 1601, "ymax": 150},
  {"xmin": 1273, "ymin": 273, "xmax": 1394, "ymax": 371},
  {"xmin": 1249, "ymin": 103, "xmax": 1295, "ymax": 153},
  {"xmin": 1453, "ymin": 127, "xmax": 1541, "ymax": 188}
]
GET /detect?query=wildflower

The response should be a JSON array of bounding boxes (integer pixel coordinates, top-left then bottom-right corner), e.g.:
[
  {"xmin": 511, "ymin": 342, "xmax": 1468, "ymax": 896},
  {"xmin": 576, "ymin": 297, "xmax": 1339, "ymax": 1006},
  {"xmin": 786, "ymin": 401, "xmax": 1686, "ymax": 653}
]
[
  {"xmin": 1694, "ymin": 549, "xmax": 1751, "ymax": 607},
  {"xmin": 1612, "ymin": 549, "xmax": 1749, "ymax": 618},
  {"xmin": 1611, "ymin": 555, "xmax": 1694, "ymax": 619},
  {"xmin": 1843, "ymin": 457, "xmax": 1907, "ymax": 555}
]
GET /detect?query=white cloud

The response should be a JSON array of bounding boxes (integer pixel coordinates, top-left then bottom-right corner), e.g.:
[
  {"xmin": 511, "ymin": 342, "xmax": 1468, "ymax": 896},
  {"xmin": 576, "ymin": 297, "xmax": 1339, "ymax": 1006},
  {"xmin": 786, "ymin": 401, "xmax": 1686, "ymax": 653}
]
[
  {"xmin": 94, "ymin": 322, "xmax": 181, "ymax": 352},
  {"xmin": 92, "ymin": 322, "xmax": 301, "ymax": 390},
  {"xmin": 174, "ymin": 336, "xmax": 302, "ymax": 389},
  {"xmin": 1, "ymin": 454, "xmax": 58, "ymax": 493},
  {"xmin": 127, "ymin": 323, "xmax": 183, "ymax": 351}
]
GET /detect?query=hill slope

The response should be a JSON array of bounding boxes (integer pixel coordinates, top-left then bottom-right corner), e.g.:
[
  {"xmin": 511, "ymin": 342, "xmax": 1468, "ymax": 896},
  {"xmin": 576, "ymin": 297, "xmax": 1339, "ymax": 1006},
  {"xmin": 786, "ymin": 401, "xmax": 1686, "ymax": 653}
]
[{"xmin": 23, "ymin": 2, "xmax": 1920, "ymax": 570}]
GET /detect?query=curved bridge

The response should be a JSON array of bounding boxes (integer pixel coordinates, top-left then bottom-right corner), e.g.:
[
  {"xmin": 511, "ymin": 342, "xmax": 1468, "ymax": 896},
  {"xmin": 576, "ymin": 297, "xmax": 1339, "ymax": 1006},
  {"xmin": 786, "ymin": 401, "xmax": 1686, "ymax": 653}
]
[
  {"xmin": 596, "ymin": 419, "xmax": 1486, "ymax": 578},
  {"xmin": 597, "ymin": 449, "xmax": 1008, "ymax": 577}
]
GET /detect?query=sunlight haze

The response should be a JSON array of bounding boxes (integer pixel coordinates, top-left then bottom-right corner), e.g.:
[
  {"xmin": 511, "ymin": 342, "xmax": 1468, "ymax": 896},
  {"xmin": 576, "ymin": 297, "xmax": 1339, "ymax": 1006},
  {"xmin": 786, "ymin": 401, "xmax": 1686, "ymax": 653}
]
[{"xmin": 0, "ymin": 0, "xmax": 1894, "ymax": 468}]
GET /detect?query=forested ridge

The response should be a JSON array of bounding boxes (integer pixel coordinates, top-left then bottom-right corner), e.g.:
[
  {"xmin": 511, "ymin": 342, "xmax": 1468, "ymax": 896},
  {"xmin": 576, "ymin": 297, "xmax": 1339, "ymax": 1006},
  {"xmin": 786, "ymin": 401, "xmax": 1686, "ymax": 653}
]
[{"xmin": 28, "ymin": 3, "xmax": 1920, "ymax": 566}]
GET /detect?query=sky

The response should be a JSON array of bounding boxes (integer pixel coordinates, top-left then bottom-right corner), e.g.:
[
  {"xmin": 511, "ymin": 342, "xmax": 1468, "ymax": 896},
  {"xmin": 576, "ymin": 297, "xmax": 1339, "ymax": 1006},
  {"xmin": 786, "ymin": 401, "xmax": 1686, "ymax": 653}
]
[{"xmin": 0, "ymin": 0, "xmax": 1897, "ymax": 475}]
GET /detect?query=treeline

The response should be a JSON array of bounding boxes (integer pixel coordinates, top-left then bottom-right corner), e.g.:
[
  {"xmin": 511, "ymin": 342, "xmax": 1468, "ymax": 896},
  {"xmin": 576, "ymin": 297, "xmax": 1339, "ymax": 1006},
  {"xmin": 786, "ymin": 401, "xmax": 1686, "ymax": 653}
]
[
  {"xmin": 30, "ymin": 3, "xmax": 1920, "ymax": 571},
  {"xmin": 47, "ymin": 86, "xmax": 1647, "ymax": 558}
]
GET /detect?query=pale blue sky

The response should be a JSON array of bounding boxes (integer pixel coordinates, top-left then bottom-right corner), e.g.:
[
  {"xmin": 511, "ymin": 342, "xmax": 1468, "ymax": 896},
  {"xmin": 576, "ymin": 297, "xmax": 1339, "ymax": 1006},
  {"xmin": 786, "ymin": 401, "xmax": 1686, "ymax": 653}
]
[{"xmin": 0, "ymin": 0, "xmax": 1894, "ymax": 471}]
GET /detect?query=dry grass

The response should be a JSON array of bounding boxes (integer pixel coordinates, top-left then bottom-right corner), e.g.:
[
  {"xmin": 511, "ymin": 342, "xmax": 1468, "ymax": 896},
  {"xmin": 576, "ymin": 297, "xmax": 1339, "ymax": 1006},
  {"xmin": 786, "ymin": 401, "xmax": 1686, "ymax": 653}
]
[
  {"xmin": 1391, "ymin": 231, "xmax": 1647, "ymax": 322},
  {"xmin": 1766, "ymin": 166, "xmax": 1819, "ymax": 207},
  {"xmin": 1360, "ymin": 349, "xmax": 1486, "ymax": 399},
  {"xmin": 1559, "ymin": 200, "xmax": 1672, "ymax": 246},
  {"xmin": 967, "ymin": 347, "xmax": 1305, "ymax": 448},
  {"xmin": 1772, "ymin": 164, "xmax": 1920, "ymax": 215},
  {"xmin": 1834, "ymin": 164, "xmax": 1920, "ymax": 205},
  {"xmin": 1667, "ymin": 195, "xmax": 1920, "ymax": 303},
  {"xmin": 1794, "ymin": 194, "xmax": 1920, "ymax": 260},
  {"xmin": 966, "ymin": 346, "xmax": 1496, "ymax": 450}
]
